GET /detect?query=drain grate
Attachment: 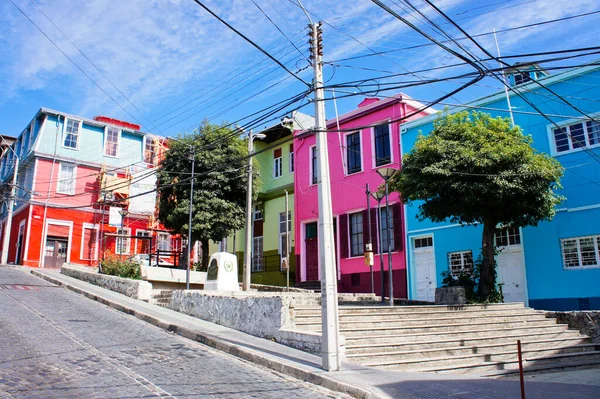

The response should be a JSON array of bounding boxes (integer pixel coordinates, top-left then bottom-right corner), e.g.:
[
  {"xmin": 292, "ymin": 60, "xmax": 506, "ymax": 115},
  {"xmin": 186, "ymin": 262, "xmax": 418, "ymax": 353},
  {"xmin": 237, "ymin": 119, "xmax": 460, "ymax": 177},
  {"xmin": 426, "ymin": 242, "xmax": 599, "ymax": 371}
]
[{"xmin": 0, "ymin": 284, "xmax": 41, "ymax": 291}]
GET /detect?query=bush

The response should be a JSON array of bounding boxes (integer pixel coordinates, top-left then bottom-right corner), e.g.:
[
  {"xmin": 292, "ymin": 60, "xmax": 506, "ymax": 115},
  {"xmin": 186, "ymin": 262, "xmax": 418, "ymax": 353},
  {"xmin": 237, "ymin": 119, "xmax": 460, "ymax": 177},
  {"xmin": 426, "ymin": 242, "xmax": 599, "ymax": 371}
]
[
  {"xmin": 100, "ymin": 254, "xmax": 141, "ymax": 280},
  {"xmin": 441, "ymin": 251, "xmax": 504, "ymax": 304}
]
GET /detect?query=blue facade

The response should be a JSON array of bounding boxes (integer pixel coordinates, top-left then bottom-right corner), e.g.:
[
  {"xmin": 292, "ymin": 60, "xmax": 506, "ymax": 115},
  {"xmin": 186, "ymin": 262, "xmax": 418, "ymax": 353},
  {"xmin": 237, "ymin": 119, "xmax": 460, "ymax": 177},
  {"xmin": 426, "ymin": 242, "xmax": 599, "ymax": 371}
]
[{"xmin": 401, "ymin": 64, "xmax": 600, "ymax": 310}]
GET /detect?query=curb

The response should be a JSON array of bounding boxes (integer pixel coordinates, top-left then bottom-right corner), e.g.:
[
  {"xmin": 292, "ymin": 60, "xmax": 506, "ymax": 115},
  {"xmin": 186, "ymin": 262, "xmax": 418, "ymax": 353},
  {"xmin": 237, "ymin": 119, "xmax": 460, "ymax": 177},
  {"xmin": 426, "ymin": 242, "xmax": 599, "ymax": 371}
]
[{"xmin": 30, "ymin": 270, "xmax": 382, "ymax": 399}]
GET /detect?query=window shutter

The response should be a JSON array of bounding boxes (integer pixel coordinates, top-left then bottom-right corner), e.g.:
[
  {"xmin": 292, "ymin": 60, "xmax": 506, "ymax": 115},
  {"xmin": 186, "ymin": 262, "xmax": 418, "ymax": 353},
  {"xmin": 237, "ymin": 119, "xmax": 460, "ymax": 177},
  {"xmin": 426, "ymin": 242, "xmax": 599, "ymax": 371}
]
[
  {"xmin": 289, "ymin": 143, "xmax": 294, "ymax": 152},
  {"xmin": 392, "ymin": 202, "xmax": 403, "ymax": 251},
  {"xmin": 339, "ymin": 214, "xmax": 349, "ymax": 258},
  {"xmin": 274, "ymin": 148, "xmax": 282, "ymax": 158},
  {"xmin": 370, "ymin": 208, "xmax": 379, "ymax": 253}
]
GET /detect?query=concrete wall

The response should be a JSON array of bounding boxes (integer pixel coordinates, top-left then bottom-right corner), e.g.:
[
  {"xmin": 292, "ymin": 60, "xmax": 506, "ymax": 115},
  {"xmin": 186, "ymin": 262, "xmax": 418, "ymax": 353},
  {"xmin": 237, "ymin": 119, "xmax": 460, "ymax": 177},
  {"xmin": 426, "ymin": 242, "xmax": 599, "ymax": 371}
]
[
  {"xmin": 546, "ymin": 311, "xmax": 600, "ymax": 343},
  {"xmin": 61, "ymin": 264, "xmax": 151, "ymax": 301}
]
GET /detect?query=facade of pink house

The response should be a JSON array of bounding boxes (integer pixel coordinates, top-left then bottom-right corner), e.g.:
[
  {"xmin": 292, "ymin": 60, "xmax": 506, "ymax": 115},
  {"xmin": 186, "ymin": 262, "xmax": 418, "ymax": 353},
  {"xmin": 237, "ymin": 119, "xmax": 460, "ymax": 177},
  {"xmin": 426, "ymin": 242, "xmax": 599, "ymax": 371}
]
[{"xmin": 293, "ymin": 94, "xmax": 434, "ymax": 298}]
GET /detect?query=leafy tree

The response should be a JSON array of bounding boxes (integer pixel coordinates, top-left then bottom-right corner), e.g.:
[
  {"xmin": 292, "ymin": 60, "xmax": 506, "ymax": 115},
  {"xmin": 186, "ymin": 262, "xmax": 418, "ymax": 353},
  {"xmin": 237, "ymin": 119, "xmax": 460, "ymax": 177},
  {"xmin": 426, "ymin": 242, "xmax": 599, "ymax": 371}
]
[
  {"xmin": 156, "ymin": 120, "xmax": 259, "ymax": 267},
  {"xmin": 391, "ymin": 111, "xmax": 564, "ymax": 301}
]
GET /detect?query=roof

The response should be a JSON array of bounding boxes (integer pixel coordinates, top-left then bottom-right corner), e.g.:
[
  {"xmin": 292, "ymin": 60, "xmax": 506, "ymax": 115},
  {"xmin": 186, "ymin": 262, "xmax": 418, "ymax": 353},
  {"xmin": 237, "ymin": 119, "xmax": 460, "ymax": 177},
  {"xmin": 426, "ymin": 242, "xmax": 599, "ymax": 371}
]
[
  {"xmin": 256, "ymin": 111, "xmax": 315, "ymax": 144},
  {"xmin": 40, "ymin": 107, "xmax": 149, "ymax": 136},
  {"xmin": 401, "ymin": 61, "xmax": 600, "ymax": 133}
]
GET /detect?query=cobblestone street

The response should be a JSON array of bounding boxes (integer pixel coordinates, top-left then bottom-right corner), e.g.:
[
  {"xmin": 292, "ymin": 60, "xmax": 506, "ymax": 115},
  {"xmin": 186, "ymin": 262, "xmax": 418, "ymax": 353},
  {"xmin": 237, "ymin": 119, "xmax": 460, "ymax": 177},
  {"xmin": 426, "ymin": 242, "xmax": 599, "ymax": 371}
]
[{"xmin": 0, "ymin": 268, "xmax": 349, "ymax": 399}]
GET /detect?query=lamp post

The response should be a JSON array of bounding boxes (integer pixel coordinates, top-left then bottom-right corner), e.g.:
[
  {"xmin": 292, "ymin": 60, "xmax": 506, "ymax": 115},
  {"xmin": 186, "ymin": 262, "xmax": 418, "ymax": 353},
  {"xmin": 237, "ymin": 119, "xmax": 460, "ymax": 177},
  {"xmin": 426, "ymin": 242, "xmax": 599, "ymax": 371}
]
[
  {"xmin": 118, "ymin": 209, "xmax": 129, "ymax": 261},
  {"xmin": 1, "ymin": 141, "xmax": 18, "ymax": 265},
  {"xmin": 99, "ymin": 189, "xmax": 113, "ymax": 271},
  {"xmin": 376, "ymin": 167, "xmax": 398, "ymax": 307},
  {"xmin": 187, "ymin": 146, "xmax": 195, "ymax": 290},
  {"xmin": 371, "ymin": 190, "xmax": 385, "ymax": 303},
  {"xmin": 243, "ymin": 130, "xmax": 266, "ymax": 291}
]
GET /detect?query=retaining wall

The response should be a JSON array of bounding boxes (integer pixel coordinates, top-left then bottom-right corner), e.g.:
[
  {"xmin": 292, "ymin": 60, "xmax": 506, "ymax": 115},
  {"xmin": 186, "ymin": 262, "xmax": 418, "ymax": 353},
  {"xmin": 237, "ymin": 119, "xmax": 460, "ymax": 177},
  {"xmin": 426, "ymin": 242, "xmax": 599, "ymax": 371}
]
[
  {"xmin": 61, "ymin": 264, "xmax": 152, "ymax": 301},
  {"xmin": 546, "ymin": 311, "xmax": 600, "ymax": 343}
]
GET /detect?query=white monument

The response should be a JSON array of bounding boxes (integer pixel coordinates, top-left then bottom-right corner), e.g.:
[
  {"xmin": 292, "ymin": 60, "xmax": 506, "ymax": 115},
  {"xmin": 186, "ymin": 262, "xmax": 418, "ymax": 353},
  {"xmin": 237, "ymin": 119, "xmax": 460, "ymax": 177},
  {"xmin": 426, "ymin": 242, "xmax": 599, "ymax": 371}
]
[{"xmin": 203, "ymin": 252, "xmax": 240, "ymax": 291}]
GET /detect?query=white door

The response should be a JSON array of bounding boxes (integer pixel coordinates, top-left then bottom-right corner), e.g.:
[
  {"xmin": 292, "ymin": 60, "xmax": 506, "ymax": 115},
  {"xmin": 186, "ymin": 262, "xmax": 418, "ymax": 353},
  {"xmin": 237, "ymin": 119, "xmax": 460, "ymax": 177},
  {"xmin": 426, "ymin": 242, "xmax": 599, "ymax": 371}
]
[
  {"xmin": 413, "ymin": 236, "xmax": 436, "ymax": 302},
  {"xmin": 495, "ymin": 227, "xmax": 526, "ymax": 303}
]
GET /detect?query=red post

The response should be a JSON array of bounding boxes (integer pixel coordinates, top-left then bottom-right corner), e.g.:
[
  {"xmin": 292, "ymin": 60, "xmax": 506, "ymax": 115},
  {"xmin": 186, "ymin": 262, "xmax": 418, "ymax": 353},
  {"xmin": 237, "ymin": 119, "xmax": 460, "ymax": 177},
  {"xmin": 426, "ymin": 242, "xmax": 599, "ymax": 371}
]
[{"xmin": 517, "ymin": 340, "xmax": 526, "ymax": 399}]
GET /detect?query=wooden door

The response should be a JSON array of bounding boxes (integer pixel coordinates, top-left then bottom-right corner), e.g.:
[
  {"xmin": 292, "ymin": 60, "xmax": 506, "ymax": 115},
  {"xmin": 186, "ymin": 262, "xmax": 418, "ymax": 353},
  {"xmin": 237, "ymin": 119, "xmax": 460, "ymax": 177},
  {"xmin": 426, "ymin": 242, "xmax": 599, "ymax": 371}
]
[{"xmin": 305, "ymin": 222, "xmax": 319, "ymax": 281}]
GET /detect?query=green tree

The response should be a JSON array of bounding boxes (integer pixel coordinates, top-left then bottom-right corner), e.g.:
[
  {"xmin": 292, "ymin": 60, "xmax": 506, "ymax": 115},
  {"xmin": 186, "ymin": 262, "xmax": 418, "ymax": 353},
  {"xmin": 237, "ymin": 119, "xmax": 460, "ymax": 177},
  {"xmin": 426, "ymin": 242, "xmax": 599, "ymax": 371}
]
[
  {"xmin": 156, "ymin": 120, "xmax": 259, "ymax": 267},
  {"xmin": 391, "ymin": 111, "xmax": 564, "ymax": 301}
]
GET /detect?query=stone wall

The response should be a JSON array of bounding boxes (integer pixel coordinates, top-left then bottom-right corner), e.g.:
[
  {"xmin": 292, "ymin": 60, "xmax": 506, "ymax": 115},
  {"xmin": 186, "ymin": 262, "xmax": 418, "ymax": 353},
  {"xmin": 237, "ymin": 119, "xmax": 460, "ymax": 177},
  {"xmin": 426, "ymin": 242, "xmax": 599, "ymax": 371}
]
[
  {"xmin": 546, "ymin": 311, "xmax": 600, "ymax": 343},
  {"xmin": 61, "ymin": 265, "xmax": 152, "ymax": 301}
]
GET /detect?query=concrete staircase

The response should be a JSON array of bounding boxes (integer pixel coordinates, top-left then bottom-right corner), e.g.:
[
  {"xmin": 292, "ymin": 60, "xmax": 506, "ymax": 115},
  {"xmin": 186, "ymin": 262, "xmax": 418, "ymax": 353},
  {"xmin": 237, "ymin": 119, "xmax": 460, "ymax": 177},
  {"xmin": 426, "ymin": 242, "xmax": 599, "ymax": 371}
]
[
  {"xmin": 293, "ymin": 303, "xmax": 600, "ymax": 376},
  {"xmin": 151, "ymin": 290, "xmax": 173, "ymax": 307}
]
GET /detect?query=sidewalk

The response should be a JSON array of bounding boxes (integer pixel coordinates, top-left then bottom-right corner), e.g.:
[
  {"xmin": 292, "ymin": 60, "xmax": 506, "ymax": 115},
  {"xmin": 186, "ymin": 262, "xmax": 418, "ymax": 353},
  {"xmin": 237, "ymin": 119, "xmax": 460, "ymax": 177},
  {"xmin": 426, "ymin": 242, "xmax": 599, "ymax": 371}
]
[{"xmin": 22, "ymin": 266, "xmax": 600, "ymax": 399}]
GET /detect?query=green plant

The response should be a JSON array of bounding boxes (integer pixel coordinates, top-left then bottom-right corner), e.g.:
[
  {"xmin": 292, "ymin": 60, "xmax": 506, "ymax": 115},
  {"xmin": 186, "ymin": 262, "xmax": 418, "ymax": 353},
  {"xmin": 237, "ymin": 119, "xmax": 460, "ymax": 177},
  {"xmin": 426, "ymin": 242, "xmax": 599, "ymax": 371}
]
[
  {"xmin": 100, "ymin": 253, "xmax": 141, "ymax": 280},
  {"xmin": 440, "ymin": 251, "xmax": 504, "ymax": 304},
  {"xmin": 192, "ymin": 261, "xmax": 207, "ymax": 272}
]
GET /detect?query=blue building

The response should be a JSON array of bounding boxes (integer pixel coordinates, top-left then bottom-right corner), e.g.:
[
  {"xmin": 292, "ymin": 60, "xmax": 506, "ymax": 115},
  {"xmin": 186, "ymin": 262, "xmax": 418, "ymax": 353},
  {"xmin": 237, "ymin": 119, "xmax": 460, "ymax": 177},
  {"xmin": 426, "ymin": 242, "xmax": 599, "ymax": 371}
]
[{"xmin": 400, "ymin": 63, "xmax": 600, "ymax": 310}]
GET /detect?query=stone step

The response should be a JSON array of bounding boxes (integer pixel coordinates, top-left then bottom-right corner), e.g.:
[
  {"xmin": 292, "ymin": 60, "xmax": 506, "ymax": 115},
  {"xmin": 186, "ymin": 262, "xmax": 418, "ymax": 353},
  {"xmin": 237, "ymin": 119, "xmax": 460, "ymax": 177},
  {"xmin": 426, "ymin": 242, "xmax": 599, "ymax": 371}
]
[
  {"xmin": 294, "ymin": 302, "xmax": 525, "ymax": 314},
  {"xmin": 348, "ymin": 340, "xmax": 599, "ymax": 363},
  {"xmin": 345, "ymin": 334, "xmax": 590, "ymax": 355},
  {"xmin": 410, "ymin": 351, "xmax": 600, "ymax": 374},
  {"xmin": 342, "ymin": 325, "xmax": 573, "ymax": 344},
  {"xmin": 295, "ymin": 313, "xmax": 549, "ymax": 328},
  {"xmin": 304, "ymin": 319, "xmax": 559, "ymax": 335},
  {"xmin": 364, "ymin": 347, "xmax": 600, "ymax": 371},
  {"xmin": 295, "ymin": 308, "xmax": 544, "ymax": 321}
]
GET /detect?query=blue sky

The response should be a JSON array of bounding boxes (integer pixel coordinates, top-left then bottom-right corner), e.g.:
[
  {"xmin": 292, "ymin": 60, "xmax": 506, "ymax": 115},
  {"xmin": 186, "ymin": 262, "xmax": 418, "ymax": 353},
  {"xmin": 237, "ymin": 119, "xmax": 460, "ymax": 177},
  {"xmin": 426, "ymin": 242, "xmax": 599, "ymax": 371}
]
[{"xmin": 1, "ymin": 0, "xmax": 599, "ymax": 138}]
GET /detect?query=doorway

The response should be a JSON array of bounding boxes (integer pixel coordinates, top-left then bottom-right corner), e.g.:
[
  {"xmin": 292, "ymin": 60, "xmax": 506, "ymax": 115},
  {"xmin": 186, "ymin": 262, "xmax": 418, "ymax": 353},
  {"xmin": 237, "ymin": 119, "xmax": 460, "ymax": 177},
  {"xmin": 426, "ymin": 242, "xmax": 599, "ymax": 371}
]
[
  {"xmin": 412, "ymin": 236, "xmax": 436, "ymax": 302},
  {"xmin": 495, "ymin": 226, "xmax": 527, "ymax": 303},
  {"xmin": 44, "ymin": 237, "xmax": 68, "ymax": 268}
]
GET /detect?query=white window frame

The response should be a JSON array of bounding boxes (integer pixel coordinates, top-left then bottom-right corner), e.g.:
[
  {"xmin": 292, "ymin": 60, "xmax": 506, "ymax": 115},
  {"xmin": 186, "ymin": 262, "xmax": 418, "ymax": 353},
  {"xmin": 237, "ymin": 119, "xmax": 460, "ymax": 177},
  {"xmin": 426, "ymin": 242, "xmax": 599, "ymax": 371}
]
[
  {"xmin": 289, "ymin": 150, "xmax": 294, "ymax": 173},
  {"xmin": 253, "ymin": 205, "xmax": 263, "ymax": 221},
  {"xmin": 135, "ymin": 229, "xmax": 151, "ymax": 254},
  {"xmin": 115, "ymin": 227, "xmax": 131, "ymax": 255},
  {"xmin": 349, "ymin": 212, "xmax": 364, "ymax": 257},
  {"xmin": 371, "ymin": 122, "xmax": 394, "ymax": 169},
  {"xmin": 104, "ymin": 126, "xmax": 121, "ymax": 157},
  {"xmin": 561, "ymin": 234, "xmax": 600, "ymax": 270},
  {"xmin": 274, "ymin": 154, "xmax": 283, "ymax": 178},
  {"xmin": 56, "ymin": 163, "xmax": 76, "ymax": 195},
  {"xmin": 63, "ymin": 118, "xmax": 81, "ymax": 150},
  {"xmin": 379, "ymin": 205, "xmax": 395, "ymax": 252},
  {"xmin": 80, "ymin": 223, "xmax": 99, "ymax": 260},
  {"xmin": 344, "ymin": 131, "xmax": 363, "ymax": 176},
  {"xmin": 495, "ymin": 226, "xmax": 521, "ymax": 247},
  {"xmin": 547, "ymin": 112, "xmax": 600, "ymax": 156},
  {"xmin": 278, "ymin": 211, "xmax": 292, "ymax": 258},
  {"xmin": 310, "ymin": 145, "xmax": 318, "ymax": 186},
  {"xmin": 157, "ymin": 232, "xmax": 171, "ymax": 252},
  {"xmin": 252, "ymin": 236, "xmax": 264, "ymax": 272},
  {"xmin": 447, "ymin": 250, "xmax": 474, "ymax": 276}
]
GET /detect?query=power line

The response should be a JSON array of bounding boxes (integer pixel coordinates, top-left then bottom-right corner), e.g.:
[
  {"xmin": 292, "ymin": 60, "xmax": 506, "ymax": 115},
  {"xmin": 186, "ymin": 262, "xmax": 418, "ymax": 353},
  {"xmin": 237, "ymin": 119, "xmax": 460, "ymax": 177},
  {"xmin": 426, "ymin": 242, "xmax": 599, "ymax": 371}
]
[{"xmin": 190, "ymin": 0, "xmax": 309, "ymax": 87}]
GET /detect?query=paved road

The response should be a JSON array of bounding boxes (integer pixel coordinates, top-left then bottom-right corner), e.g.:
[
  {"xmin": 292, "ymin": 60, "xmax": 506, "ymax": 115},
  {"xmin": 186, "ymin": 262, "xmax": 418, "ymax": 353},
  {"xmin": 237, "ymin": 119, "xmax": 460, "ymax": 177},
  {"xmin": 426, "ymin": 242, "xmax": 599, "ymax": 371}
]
[{"xmin": 0, "ymin": 268, "xmax": 349, "ymax": 399}]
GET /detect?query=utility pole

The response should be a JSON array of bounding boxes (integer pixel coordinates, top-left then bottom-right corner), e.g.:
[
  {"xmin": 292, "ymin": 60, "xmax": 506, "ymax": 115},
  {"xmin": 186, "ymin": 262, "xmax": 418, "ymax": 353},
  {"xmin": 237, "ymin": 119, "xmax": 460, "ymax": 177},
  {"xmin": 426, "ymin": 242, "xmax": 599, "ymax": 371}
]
[
  {"xmin": 310, "ymin": 21, "xmax": 340, "ymax": 372},
  {"xmin": 187, "ymin": 146, "xmax": 195, "ymax": 290},
  {"xmin": 285, "ymin": 189, "xmax": 290, "ymax": 290},
  {"xmin": 1, "ymin": 151, "xmax": 18, "ymax": 265},
  {"xmin": 493, "ymin": 28, "xmax": 515, "ymax": 127},
  {"xmin": 366, "ymin": 184, "xmax": 374, "ymax": 294}
]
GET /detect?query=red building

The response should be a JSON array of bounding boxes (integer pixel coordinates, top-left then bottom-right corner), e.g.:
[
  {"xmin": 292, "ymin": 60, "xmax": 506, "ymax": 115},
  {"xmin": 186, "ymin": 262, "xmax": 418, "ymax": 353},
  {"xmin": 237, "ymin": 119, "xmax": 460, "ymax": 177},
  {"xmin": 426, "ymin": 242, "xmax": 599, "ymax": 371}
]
[{"xmin": 0, "ymin": 108, "xmax": 179, "ymax": 268}]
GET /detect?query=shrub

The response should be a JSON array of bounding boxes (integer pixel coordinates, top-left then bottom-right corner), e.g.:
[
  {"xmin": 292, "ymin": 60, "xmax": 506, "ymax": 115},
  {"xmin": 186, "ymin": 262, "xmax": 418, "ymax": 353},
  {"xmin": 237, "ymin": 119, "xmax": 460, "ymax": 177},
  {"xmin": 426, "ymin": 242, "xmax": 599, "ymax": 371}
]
[
  {"xmin": 441, "ymin": 251, "xmax": 504, "ymax": 304},
  {"xmin": 100, "ymin": 253, "xmax": 141, "ymax": 280}
]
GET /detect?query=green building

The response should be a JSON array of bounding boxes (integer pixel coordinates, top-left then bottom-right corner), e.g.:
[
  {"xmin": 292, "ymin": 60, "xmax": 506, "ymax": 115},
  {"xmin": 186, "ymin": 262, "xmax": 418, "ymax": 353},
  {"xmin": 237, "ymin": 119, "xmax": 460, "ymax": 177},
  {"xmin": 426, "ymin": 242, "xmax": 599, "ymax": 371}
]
[{"xmin": 209, "ymin": 112, "xmax": 314, "ymax": 286}]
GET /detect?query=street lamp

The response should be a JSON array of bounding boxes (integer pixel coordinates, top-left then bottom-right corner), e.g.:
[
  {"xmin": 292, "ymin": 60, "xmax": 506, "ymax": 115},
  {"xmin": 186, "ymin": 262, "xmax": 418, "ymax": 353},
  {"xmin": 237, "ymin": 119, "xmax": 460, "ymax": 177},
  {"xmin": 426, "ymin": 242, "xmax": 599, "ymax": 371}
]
[
  {"xmin": 1, "ymin": 140, "xmax": 18, "ymax": 265},
  {"xmin": 376, "ymin": 167, "xmax": 398, "ymax": 307},
  {"xmin": 243, "ymin": 130, "xmax": 266, "ymax": 291},
  {"xmin": 118, "ymin": 209, "xmax": 129, "ymax": 261},
  {"xmin": 371, "ymin": 190, "xmax": 386, "ymax": 303}
]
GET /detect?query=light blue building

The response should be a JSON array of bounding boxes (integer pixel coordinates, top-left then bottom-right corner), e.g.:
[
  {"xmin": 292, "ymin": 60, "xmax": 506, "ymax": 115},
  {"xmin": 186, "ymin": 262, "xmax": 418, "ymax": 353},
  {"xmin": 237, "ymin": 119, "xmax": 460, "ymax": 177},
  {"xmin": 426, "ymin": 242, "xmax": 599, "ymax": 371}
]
[{"xmin": 401, "ymin": 63, "xmax": 600, "ymax": 310}]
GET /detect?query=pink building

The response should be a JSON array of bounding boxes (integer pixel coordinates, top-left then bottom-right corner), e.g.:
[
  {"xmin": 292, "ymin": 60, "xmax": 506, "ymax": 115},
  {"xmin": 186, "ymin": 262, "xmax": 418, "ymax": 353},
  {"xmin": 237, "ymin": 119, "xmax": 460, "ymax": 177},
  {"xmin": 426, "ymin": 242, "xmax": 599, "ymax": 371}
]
[{"xmin": 293, "ymin": 94, "xmax": 433, "ymax": 298}]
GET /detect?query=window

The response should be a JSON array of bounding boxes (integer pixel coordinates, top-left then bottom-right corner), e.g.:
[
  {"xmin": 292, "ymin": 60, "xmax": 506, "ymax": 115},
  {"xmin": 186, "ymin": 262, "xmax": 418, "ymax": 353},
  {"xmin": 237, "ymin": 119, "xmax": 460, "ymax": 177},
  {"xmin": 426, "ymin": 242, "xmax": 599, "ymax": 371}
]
[
  {"xmin": 144, "ymin": 137, "xmax": 156, "ymax": 164},
  {"xmin": 495, "ymin": 226, "xmax": 521, "ymax": 247},
  {"xmin": 561, "ymin": 235, "xmax": 600, "ymax": 269},
  {"xmin": 274, "ymin": 148, "xmax": 283, "ymax": 178},
  {"xmin": 311, "ymin": 146, "xmax": 318, "ymax": 185},
  {"xmin": 349, "ymin": 212, "xmax": 364, "ymax": 257},
  {"xmin": 552, "ymin": 119, "xmax": 600, "ymax": 154},
  {"xmin": 57, "ymin": 163, "xmax": 76, "ymax": 194},
  {"xmin": 380, "ymin": 206, "xmax": 395, "ymax": 252},
  {"xmin": 136, "ymin": 230, "xmax": 150, "ymax": 254},
  {"xmin": 116, "ymin": 228, "xmax": 130, "ymax": 255},
  {"xmin": 414, "ymin": 236, "xmax": 433, "ymax": 248},
  {"xmin": 157, "ymin": 233, "xmax": 171, "ymax": 251},
  {"xmin": 289, "ymin": 144, "xmax": 294, "ymax": 173},
  {"xmin": 448, "ymin": 250, "xmax": 473, "ymax": 276},
  {"xmin": 346, "ymin": 132, "xmax": 362, "ymax": 174},
  {"xmin": 104, "ymin": 127, "xmax": 120, "ymax": 157},
  {"xmin": 513, "ymin": 72, "xmax": 531, "ymax": 85},
  {"xmin": 253, "ymin": 205, "xmax": 263, "ymax": 221},
  {"xmin": 374, "ymin": 124, "xmax": 391, "ymax": 166},
  {"xmin": 64, "ymin": 119, "xmax": 80, "ymax": 149},
  {"xmin": 252, "ymin": 236, "xmax": 264, "ymax": 272},
  {"xmin": 279, "ymin": 211, "xmax": 292, "ymax": 256}
]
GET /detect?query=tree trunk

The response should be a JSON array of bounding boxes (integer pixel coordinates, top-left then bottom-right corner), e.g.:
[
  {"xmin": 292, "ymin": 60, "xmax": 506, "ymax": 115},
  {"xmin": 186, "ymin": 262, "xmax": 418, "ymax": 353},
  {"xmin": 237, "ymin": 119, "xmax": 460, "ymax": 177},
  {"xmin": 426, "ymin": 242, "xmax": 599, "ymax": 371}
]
[
  {"xmin": 201, "ymin": 238, "xmax": 210, "ymax": 268},
  {"xmin": 478, "ymin": 221, "xmax": 496, "ymax": 301}
]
